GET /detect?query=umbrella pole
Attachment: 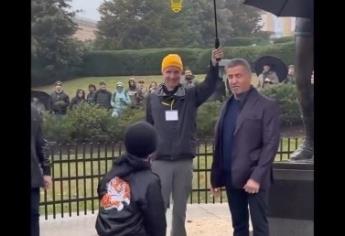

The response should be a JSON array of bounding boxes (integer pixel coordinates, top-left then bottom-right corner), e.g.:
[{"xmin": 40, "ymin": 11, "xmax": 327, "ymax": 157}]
[{"xmin": 213, "ymin": 0, "xmax": 220, "ymax": 49}]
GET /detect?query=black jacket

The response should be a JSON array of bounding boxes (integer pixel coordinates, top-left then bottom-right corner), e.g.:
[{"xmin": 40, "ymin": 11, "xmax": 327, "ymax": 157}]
[
  {"xmin": 70, "ymin": 97, "xmax": 85, "ymax": 109},
  {"xmin": 96, "ymin": 154, "xmax": 166, "ymax": 236},
  {"xmin": 50, "ymin": 91, "xmax": 70, "ymax": 115},
  {"xmin": 94, "ymin": 89, "xmax": 112, "ymax": 109},
  {"xmin": 146, "ymin": 62, "xmax": 218, "ymax": 161},
  {"xmin": 87, "ymin": 91, "xmax": 96, "ymax": 104},
  {"xmin": 31, "ymin": 105, "xmax": 51, "ymax": 188}
]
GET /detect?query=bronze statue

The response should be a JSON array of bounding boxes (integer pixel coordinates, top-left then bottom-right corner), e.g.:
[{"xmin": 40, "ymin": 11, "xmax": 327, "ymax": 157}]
[{"xmin": 290, "ymin": 17, "xmax": 314, "ymax": 162}]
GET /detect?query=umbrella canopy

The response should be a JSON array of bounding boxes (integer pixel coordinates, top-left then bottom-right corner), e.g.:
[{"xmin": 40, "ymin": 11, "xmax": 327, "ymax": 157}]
[
  {"xmin": 254, "ymin": 56, "xmax": 288, "ymax": 82},
  {"xmin": 244, "ymin": 0, "xmax": 313, "ymax": 19},
  {"xmin": 31, "ymin": 90, "xmax": 51, "ymax": 110}
]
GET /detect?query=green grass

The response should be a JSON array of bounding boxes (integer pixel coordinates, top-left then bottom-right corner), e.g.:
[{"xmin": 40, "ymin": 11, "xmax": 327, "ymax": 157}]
[
  {"xmin": 32, "ymin": 74, "xmax": 259, "ymax": 98},
  {"xmin": 40, "ymin": 138, "xmax": 301, "ymax": 218}
]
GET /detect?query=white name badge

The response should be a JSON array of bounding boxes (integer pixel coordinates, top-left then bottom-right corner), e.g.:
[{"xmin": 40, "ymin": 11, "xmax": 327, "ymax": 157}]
[{"xmin": 165, "ymin": 110, "xmax": 179, "ymax": 121}]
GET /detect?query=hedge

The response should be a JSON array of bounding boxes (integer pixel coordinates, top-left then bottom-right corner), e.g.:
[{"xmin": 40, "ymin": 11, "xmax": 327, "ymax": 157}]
[
  {"xmin": 223, "ymin": 37, "xmax": 270, "ymax": 46},
  {"xmin": 42, "ymin": 83, "xmax": 301, "ymax": 143},
  {"xmin": 273, "ymin": 36, "xmax": 294, "ymax": 44},
  {"xmin": 261, "ymin": 83, "xmax": 302, "ymax": 127},
  {"xmin": 80, "ymin": 42, "xmax": 294, "ymax": 77}
]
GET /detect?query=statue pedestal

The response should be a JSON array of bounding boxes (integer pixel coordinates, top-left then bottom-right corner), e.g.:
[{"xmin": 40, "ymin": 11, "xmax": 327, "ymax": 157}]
[{"xmin": 268, "ymin": 162, "xmax": 314, "ymax": 236}]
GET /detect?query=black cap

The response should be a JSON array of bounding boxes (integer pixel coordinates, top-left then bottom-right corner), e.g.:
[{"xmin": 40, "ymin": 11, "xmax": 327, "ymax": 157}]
[
  {"xmin": 124, "ymin": 121, "xmax": 157, "ymax": 158},
  {"xmin": 55, "ymin": 81, "xmax": 63, "ymax": 86}
]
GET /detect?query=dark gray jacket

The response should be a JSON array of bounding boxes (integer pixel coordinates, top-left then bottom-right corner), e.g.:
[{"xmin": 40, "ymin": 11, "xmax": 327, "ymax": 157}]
[
  {"xmin": 87, "ymin": 91, "xmax": 96, "ymax": 104},
  {"xmin": 50, "ymin": 91, "xmax": 70, "ymax": 115},
  {"xmin": 211, "ymin": 87, "xmax": 280, "ymax": 190},
  {"xmin": 146, "ymin": 62, "xmax": 218, "ymax": 161},
  {"xmin": 31, "ymin": 105, "xmax": 51, "ymax": 188},
  {"xmin": 95, "ymin": 89, "xmax": 112, "ymax": 109}
]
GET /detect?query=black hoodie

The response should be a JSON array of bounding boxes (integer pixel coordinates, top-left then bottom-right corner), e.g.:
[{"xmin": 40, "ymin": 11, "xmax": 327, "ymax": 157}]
[{"xmin": 96, "ymin": 154, "xmax": 166, "ymax": 236}]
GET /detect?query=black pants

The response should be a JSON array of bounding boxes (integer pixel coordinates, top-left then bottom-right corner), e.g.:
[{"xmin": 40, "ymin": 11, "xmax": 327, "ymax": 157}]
[
  {"xmin": 31, "ymin": 188, "xmax": 40, "ymax": 236},
  {"xmin": 225, "ymin": 182, "xmax": 269, "ymax": 236}
]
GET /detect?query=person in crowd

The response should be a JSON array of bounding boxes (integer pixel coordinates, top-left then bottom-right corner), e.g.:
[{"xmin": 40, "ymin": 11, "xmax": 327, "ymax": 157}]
[
  {"xmin": 111, "ymin": 81, "xmax": 131, "ymax": 117},
  {"xmin": 128, "ymin": 78, "xmax": 139, "ymax": 107},
  {"xmin": 86, "ymin": 84, "xmax": 97, "ymax": 104},
  {"xmin": 148, "ymin": 81, "xmax": 158, "ymax": 94},
  {"xmin": 283, "ymin": 65, "xmax": 295, "ymax": 84},
  {"xmin": 31, "ymin": 105, "xmax": 52, "ymax": 236},
  {"xmin": 94, "ymin": 81, "xmax": 112, "ymax": 110},
  {"xmin": 70, "ymin": 89, "xmax": 86, "ymax": 109},
  {"xmin": 257, "ymin": 64, "xmax": 279, "ymax": 89},
  {"xmin": 50, "ymin": 81, "xmax": 70, "ymax": 116}
]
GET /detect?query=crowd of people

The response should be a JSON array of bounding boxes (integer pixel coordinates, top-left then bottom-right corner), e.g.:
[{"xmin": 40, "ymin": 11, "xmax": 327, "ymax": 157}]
[
  {"xmin": 37, "ymin": 62, "xmax": 307, "ymax": 119},
  {"xmin": 46, "ymin": 70, "xmax": 199, "ymax": 118}
]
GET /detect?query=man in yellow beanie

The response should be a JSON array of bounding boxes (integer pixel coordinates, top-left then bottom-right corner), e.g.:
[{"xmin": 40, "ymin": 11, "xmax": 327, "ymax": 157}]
[{"xmin": 146, "ymin": 48, "xmax": 223, "ymax": 236}]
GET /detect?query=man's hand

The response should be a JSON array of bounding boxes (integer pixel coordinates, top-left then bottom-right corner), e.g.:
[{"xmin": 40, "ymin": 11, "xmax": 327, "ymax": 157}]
[
  {"xmin": 211, "ymin": 48, "xmax": 224, "ymax": 66},
  {"xmin": 43, "ymin": 175, "xmax": 52, "ymax": 190},
  {"xmin": 210, "ymin": 187, "xmax": 221, "ymax": 197},
  {"xmin": 243, "ymin": 179, "xmax": 260, "ymax": 194}
]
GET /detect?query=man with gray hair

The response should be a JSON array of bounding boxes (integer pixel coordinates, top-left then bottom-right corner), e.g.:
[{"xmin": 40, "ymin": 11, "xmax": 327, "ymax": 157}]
[{"xmin": 211, "ymin": 58, "xmax": 281, "ymax": 236}]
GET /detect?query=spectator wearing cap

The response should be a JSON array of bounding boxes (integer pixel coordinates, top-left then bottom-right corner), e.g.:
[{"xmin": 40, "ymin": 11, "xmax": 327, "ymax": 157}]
[
  {"xmin": 111, "ymin": 81, "xmax": 131, "ymax": 117},
  {"xmin": 50, "ymin": 81, "xmax": 70, "ymax": 115},
  {"xmin": 146, "ymin": 48, "xmax": 224, "ymax": 236},
  {"xmin": 96, "ymin": 121, "xmax": 166, "ymax": 236},
  {"xmin": 94, "ymin": 81, "xmax": 112, "ymax": 110}
]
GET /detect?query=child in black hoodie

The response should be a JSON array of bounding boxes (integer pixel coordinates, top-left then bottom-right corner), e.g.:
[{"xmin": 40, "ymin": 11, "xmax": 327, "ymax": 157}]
[{"xmin": 96, "ymin": 121, "xmax": 166, "ymax": 236}]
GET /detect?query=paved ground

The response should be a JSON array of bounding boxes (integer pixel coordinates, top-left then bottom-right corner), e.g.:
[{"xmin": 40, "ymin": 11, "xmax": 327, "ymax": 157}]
[{"xmin": 41, "ymin": 203, "xmax": 253, "ymax": 236}]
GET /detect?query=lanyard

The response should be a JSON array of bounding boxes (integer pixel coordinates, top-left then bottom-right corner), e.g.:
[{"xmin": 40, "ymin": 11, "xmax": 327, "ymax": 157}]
[{"xmin": 161, "ymin": 99, "xmax": 175, "ymax": 110}]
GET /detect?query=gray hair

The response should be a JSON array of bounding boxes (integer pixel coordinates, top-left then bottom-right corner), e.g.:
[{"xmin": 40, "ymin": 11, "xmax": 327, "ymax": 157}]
[{"xmin": 224, "ymin": 58, "xmax": 252, "ymax": 73}]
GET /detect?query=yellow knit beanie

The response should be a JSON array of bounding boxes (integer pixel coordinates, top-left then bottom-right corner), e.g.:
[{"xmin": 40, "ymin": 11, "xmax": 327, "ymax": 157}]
[{"xmin": 161, "ymin": 54, "xmax": 183, "ymax": 72}]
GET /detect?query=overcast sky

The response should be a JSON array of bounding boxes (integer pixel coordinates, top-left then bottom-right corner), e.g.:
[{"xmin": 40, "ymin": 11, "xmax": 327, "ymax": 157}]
[{"xmin": 70, "ymin": 0, "xmax": 103, "ymax": 21}]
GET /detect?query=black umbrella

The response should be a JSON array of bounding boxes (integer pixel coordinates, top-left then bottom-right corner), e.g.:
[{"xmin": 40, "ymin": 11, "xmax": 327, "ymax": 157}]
[
  {"xmin": 254, "ymin": 56, "xmax": 288, "ymax": 82},
  {"xmin": 244, "ymin": 0, "xmax": 313, "ymax": 19},
  {"xmin": 32, "ymin": 90, "xmax": 51, "ymax": 110}
]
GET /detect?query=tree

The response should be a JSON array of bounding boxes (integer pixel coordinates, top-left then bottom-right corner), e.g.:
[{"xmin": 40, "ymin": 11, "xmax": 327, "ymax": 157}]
[
  {"xmin": 32, "ymin": 0, "xmax": 85, "ymax": 85},
  {"xmin": 185, "ymin": 0, "xmax": 263, "ymax": 46},
  {"xmin": 95, "ymin": 0, "xmax": 194, "ymax": 49},
  {"xmin": 95, "ymin": 0, "xmax": 263, "ymax": 49},
  {"xmin": 223, "ymin": 0, "xmax": 263, "ymax": 37}
]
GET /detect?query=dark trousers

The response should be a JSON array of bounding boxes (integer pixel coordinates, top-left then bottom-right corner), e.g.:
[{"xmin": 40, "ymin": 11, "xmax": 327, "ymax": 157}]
[
  {"xmin": 31, "ymin": 188, "xmax": 40, "ymax": 236},
  {"xmin": 225, "ymin": 177, "xmax": 270, "ymax": 236}
]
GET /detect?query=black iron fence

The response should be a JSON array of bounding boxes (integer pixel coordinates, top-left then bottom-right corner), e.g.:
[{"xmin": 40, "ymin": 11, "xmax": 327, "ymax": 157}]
[{"xmin": 40, "ymin": 137, "xmax": 300, "ymax": 219}]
